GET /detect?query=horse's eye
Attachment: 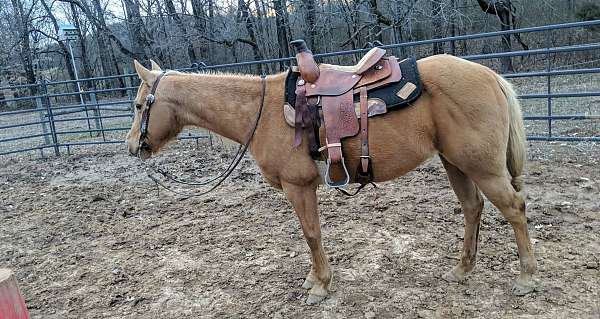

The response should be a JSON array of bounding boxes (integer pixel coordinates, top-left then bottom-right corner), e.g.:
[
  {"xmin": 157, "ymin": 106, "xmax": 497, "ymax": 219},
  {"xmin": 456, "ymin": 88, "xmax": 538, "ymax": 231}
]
[{"xmin": 135, "ymin": 103, "xmax": 143, "ymax": 111}]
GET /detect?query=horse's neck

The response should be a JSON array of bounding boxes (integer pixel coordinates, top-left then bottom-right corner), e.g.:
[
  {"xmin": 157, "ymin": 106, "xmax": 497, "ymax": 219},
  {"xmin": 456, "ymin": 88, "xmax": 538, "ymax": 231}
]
[{"xmin": 171, "ymin": 73, "xmax": 266, "ymax": 144}]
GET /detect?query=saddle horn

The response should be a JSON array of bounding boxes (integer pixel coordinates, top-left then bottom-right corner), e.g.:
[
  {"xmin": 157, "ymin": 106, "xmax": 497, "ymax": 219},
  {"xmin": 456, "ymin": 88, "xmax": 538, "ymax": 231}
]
[{"xmin": 290, "ymin": 39, "xmax": 320, "ymax": 83}]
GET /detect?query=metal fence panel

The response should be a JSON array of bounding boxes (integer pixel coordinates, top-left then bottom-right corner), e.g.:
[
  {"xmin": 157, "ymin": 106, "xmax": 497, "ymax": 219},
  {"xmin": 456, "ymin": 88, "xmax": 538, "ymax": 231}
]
[{"xmin": 1, "ymin": 20, "xmax": 599, "ymax": 157}]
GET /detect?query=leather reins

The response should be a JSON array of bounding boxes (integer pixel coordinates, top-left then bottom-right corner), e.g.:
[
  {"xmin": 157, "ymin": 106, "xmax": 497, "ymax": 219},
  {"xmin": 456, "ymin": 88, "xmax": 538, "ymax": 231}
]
[{"xmin": 138, "ymin": 74, "xmax": 267, "ymax": 198}]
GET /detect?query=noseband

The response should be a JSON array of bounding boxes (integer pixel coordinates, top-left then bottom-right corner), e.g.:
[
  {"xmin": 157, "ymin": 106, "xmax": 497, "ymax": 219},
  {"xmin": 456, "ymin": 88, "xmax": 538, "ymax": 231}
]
[{"xmin": 138, "ymin": 71, "xmax": 167, "ymax": 155}]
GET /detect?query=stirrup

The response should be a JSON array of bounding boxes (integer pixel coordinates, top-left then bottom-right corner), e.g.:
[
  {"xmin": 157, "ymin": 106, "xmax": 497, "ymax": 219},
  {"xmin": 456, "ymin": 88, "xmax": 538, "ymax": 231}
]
[{"xmin": 324, "ymin": 157, "xmax": 350, "ymax": 188}]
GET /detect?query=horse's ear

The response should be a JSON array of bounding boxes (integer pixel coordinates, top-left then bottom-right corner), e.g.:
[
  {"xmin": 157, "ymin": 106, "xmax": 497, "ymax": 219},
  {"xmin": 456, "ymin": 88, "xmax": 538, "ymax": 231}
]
[
  {"xmin": 150, "ymin": 59, "xmax": 162, "ymax": 71},
  {"xmin": 134, "ymin": 59, "xmax": 157, "ymax": 84}
]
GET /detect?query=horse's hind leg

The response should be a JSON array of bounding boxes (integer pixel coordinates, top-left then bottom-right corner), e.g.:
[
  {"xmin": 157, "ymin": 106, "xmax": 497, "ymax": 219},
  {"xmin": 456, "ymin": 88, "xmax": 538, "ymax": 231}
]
[
  {"xmin": 440, "ymin": 156, "xmax": 484, "ymax": 283},
  {"xmin": 473, "ymin": 174, "xmax": 538, "ymax": 295}
]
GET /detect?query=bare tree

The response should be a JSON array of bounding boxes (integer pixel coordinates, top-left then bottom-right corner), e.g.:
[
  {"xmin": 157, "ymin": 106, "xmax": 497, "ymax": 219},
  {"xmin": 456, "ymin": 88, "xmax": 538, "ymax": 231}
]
[
  {"xmin": 39, "ymin": 0, "xmax": 77, "ymax": 88},
  {"xmin": 190, "ymin": 0, "xmax": 209, "ymax": 60},
  {"xmin": 0, "ymin": 0, "xmax": 592, "ymax": 90},
  {"xmin": 237, "ymin": 0, "xmax": 263, "ymax": 73},
  {"xmin": 273, "ymin": 0, "xmax": 291, "ymax": 67},
  {"xmin": 431, "ymin": 0, "xmax": 444, "ymax": 54},
  {"xmin": 477, "ymin": 0, "xmax": 529, "ymax": 72},
  {"xmin": 301, "ymin": 0, "xmax": 317, "ymax": 49},
  {"xmin": 164, "ymin": 0, "xmax": 195, "ymax": 64},
  {"xmin": 9, "ymin": 0, "xmax": 36, "ymax": 86},
  {"xmin": 122, "ymin": 0, "xmax": 150, "ymax": 63}
]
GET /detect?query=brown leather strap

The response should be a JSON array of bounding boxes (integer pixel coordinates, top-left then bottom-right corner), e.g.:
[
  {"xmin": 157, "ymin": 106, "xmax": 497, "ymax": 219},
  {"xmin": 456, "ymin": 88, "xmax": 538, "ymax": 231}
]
[
  {"xmin": 293, "ymin": 84, "xmax": 307, "ymax": 147},
  {"xmin": 359, "ymin": 87, "xmax": 369, "ymax": 172},
  {"xmin": 355, "ymin": 86, "xmax": 373, "ymax": 185}
]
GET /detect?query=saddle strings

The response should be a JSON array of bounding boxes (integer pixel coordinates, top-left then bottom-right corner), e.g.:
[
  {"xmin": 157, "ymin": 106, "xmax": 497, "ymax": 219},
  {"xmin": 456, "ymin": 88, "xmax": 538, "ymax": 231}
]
[{"xmin": 144, "ymin": 75, "xmax": 267, "ymax": 198}]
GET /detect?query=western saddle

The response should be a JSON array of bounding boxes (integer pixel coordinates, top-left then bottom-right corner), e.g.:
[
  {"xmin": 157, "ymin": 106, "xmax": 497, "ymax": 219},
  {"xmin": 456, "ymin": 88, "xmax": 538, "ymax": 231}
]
[{"xmin": 290, "ymin": 39, "xmax": 406, "ymax": 189}]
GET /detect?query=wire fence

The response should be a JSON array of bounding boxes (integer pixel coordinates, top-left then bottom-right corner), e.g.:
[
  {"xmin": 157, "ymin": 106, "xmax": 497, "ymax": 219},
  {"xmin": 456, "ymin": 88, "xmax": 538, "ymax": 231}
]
[{"xmin": 1, "ymin": 20, "xmax": 599, "ymax": 157}]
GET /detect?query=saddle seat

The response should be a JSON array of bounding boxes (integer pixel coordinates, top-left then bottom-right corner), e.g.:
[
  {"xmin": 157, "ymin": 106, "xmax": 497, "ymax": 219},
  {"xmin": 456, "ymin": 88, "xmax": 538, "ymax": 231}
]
[{"xmin": 319, "ymin": 47, "xmax": 386, "ymax": 74}]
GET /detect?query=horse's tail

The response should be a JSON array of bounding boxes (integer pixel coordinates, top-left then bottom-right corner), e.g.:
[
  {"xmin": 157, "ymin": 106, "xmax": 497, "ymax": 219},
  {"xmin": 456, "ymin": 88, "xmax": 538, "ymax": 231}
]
[{"xmin": 495, "ymin": 73, "xmax": 526, "ymax": 192}]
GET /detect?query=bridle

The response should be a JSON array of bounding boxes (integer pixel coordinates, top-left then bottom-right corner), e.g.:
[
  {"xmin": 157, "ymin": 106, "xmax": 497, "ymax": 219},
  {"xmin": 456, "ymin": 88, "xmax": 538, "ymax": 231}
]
[
  {"xmin": 136, "ymin": 72, "xmax": 268, "ymax": 197},
  {"xmin": 138, "ymin": 71, "xmax": 167, "ymax": 155}
]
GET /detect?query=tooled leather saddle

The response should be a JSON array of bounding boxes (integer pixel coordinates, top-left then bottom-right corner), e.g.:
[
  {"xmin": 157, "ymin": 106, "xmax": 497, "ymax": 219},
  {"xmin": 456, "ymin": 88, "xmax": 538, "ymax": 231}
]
[{"xmin": 285, "ymin": 40, "xmax": 422, "ymax": 189}]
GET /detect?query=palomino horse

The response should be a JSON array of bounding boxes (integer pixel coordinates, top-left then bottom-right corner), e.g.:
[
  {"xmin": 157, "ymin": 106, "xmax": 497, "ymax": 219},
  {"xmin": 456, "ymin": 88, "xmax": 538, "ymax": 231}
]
[{"xmin": 125, "ymin": 56, "xmax": 538, "ymax": 304}]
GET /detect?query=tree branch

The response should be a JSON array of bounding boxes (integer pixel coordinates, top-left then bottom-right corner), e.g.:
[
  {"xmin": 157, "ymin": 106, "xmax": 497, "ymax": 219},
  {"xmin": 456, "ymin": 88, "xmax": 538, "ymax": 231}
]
[{"xmin": 29, "ymin": 28, "xmax": 59, "ymax": 41}]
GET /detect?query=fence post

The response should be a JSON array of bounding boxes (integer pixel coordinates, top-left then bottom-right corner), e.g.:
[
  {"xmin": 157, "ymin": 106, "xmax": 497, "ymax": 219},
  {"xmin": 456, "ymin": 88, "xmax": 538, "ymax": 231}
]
[
  {"xmin": 35, "ymin": 84, "xmax": 50, "ymax": 146},
  {"xmin": 545, "ymin": 32, "xmax": 553, "ymax": 139},
  {"xmin": 125, "ymin": 74, "xmax": 134, "ymax": 102},
  {"xmin": 41, "ymin": 79, "xmax": 60, "ymax": 156},
  {"xmin": 90, "ymin": 92, "xmax": 105, "ymax": 139}
]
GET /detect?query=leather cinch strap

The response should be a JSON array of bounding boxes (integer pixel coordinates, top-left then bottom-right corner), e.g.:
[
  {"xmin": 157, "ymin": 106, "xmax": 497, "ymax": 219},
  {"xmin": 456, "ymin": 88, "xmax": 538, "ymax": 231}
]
[{"xmin": 356, "ymin": 86, "xmax": 373, "ymax": 185}]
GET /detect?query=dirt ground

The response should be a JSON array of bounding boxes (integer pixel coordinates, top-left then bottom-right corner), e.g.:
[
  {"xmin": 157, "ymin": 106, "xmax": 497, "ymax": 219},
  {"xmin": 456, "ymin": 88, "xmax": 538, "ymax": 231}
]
[{"xmin": 1, "ymin": 141, "xmax": 599, "ymax": 319}]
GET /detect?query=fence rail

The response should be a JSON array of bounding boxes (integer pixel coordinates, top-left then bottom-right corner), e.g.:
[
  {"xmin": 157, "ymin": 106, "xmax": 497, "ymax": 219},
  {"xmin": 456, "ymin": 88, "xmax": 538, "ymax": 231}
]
[{"xmin": 1, "ymin": 20, "xmax": 599, "ymax": 157}]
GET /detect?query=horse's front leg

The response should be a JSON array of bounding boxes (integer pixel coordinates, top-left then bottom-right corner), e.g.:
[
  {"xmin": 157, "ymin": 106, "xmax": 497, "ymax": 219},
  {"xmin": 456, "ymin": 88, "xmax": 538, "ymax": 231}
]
[{"xmin": 282, "ymin": 180, "xmax": 332, "ymax": 305}]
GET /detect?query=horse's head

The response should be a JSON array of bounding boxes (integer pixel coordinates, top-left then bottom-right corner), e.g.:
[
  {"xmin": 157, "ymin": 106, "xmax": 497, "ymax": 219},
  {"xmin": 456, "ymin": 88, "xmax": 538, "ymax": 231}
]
[{"xmin": 126, "ymin": 60, "xmax": 182, "ymax": 159}]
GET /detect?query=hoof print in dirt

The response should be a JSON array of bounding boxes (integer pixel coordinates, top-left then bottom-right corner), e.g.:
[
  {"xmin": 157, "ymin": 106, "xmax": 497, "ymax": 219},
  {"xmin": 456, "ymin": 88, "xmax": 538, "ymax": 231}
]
[
  {"xmin": 441, "ymin": 268, "xmax": 467, "ymax": 283},
  {"xmin": 306, "ymin": 294, "xmax": 326, "ymax": 305},
  {"xmin": 512, "ymin": 280, "xmax": 541, "ymax": 296}
]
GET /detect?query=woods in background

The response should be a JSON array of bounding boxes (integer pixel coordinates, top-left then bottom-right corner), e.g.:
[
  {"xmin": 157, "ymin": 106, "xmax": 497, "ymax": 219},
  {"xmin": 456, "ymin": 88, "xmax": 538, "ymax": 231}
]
[{"xmin": 0, "ymin": 0, "xmax": 598, "ymax": 86}]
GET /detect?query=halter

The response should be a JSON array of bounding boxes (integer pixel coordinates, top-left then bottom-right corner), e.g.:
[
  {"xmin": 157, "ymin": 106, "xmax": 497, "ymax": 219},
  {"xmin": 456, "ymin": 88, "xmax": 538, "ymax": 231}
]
[{"xmin": 138, "ymin": 71, "xmax": 167, "ymax": 155}]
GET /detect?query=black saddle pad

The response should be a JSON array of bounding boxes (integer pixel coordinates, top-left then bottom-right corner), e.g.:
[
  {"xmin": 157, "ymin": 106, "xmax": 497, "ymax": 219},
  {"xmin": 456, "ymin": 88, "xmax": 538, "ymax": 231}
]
[{"xmin": 285, "ymin": 57, "xmax": 423, "ymax": 115}]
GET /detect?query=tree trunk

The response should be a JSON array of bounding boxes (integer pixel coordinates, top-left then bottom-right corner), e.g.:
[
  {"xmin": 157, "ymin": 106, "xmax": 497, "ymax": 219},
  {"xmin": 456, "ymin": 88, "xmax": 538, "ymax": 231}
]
[
  {"xmin": 476, "ymin": 0, "xmax": 519, "ymax": 72},
  {"xmin": 123, "ymin": 0, "xmax": 150, "ymax": 63},
  {"xmin": 568, "ymin": 0, "xmax": 575, "ymax": 16},
  {"xmin": 301, "ymin": 0, "xmax": 317, "ymax": 50},
  {"xmin": 10, "ymin": 0, "xmax": 36, "ymax": 88},
  {"xmin": 368, "ymin": 0, "xmax": 382, "ymax": 43},
  {"xmin": 70, "ymin": 3, "xmax": 92, "ymax": 81},
  {"xmin": 191, "ymin": 0, "xmax": 210, "ymax": 61},
  {"xmin": 91, "ymin": 0, "xmax": 118, "ymax": 79},
  {"xmin": 450, "ymin": 0, "xmax": 456, "ymax": 55},
  {"xmin": 431, "ymin": 0, "xmax": 444, "ymax": 55},
  {"xmin": 238, "ymin": 0, "xmax": 263, "ymax": 73},
  {"xmin": 273, "ymin": 0, "xmax": 290, "ymax": 69},
  {"xmin": 499, "ymin": 7, "xmax": 513, "ymax": 73},
  {"xmin": 165, "ymin": 0, "xmax": 196, "ymax": 64},
  {"xmin": 40, "ymin": 0, "xmax": 77, "ymax": 91}
]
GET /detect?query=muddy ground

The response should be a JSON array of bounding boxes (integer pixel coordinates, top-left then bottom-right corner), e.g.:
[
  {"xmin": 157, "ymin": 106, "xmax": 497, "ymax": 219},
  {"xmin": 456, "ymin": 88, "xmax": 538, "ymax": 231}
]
[{"xmin": 1, "ymin": 141, "xmax": 599, "ymax": 318}]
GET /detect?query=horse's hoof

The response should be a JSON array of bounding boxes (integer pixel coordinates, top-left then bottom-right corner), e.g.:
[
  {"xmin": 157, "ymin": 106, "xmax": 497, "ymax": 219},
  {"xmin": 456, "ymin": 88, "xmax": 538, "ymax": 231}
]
[
  {"xmin": 442, "ymin": 267, "xmax": 466, "ymax": 283},
  {"xmin": 306, "ymin": 293, "xmax": 326, "ymax": 305},
  {"xmin": 302, "ymin": 279, "xmax": 314, "ymax": 289},
  {"xmin": 512, "ymin": 279, "xmax": 539, "ymax": 296}
]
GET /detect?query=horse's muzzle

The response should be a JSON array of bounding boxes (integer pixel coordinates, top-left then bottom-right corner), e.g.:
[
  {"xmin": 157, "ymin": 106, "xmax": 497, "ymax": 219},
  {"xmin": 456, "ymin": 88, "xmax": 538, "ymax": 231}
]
[{"xmin": 136, "ymin": 142, "xmax": 152, "ymax": 160}]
